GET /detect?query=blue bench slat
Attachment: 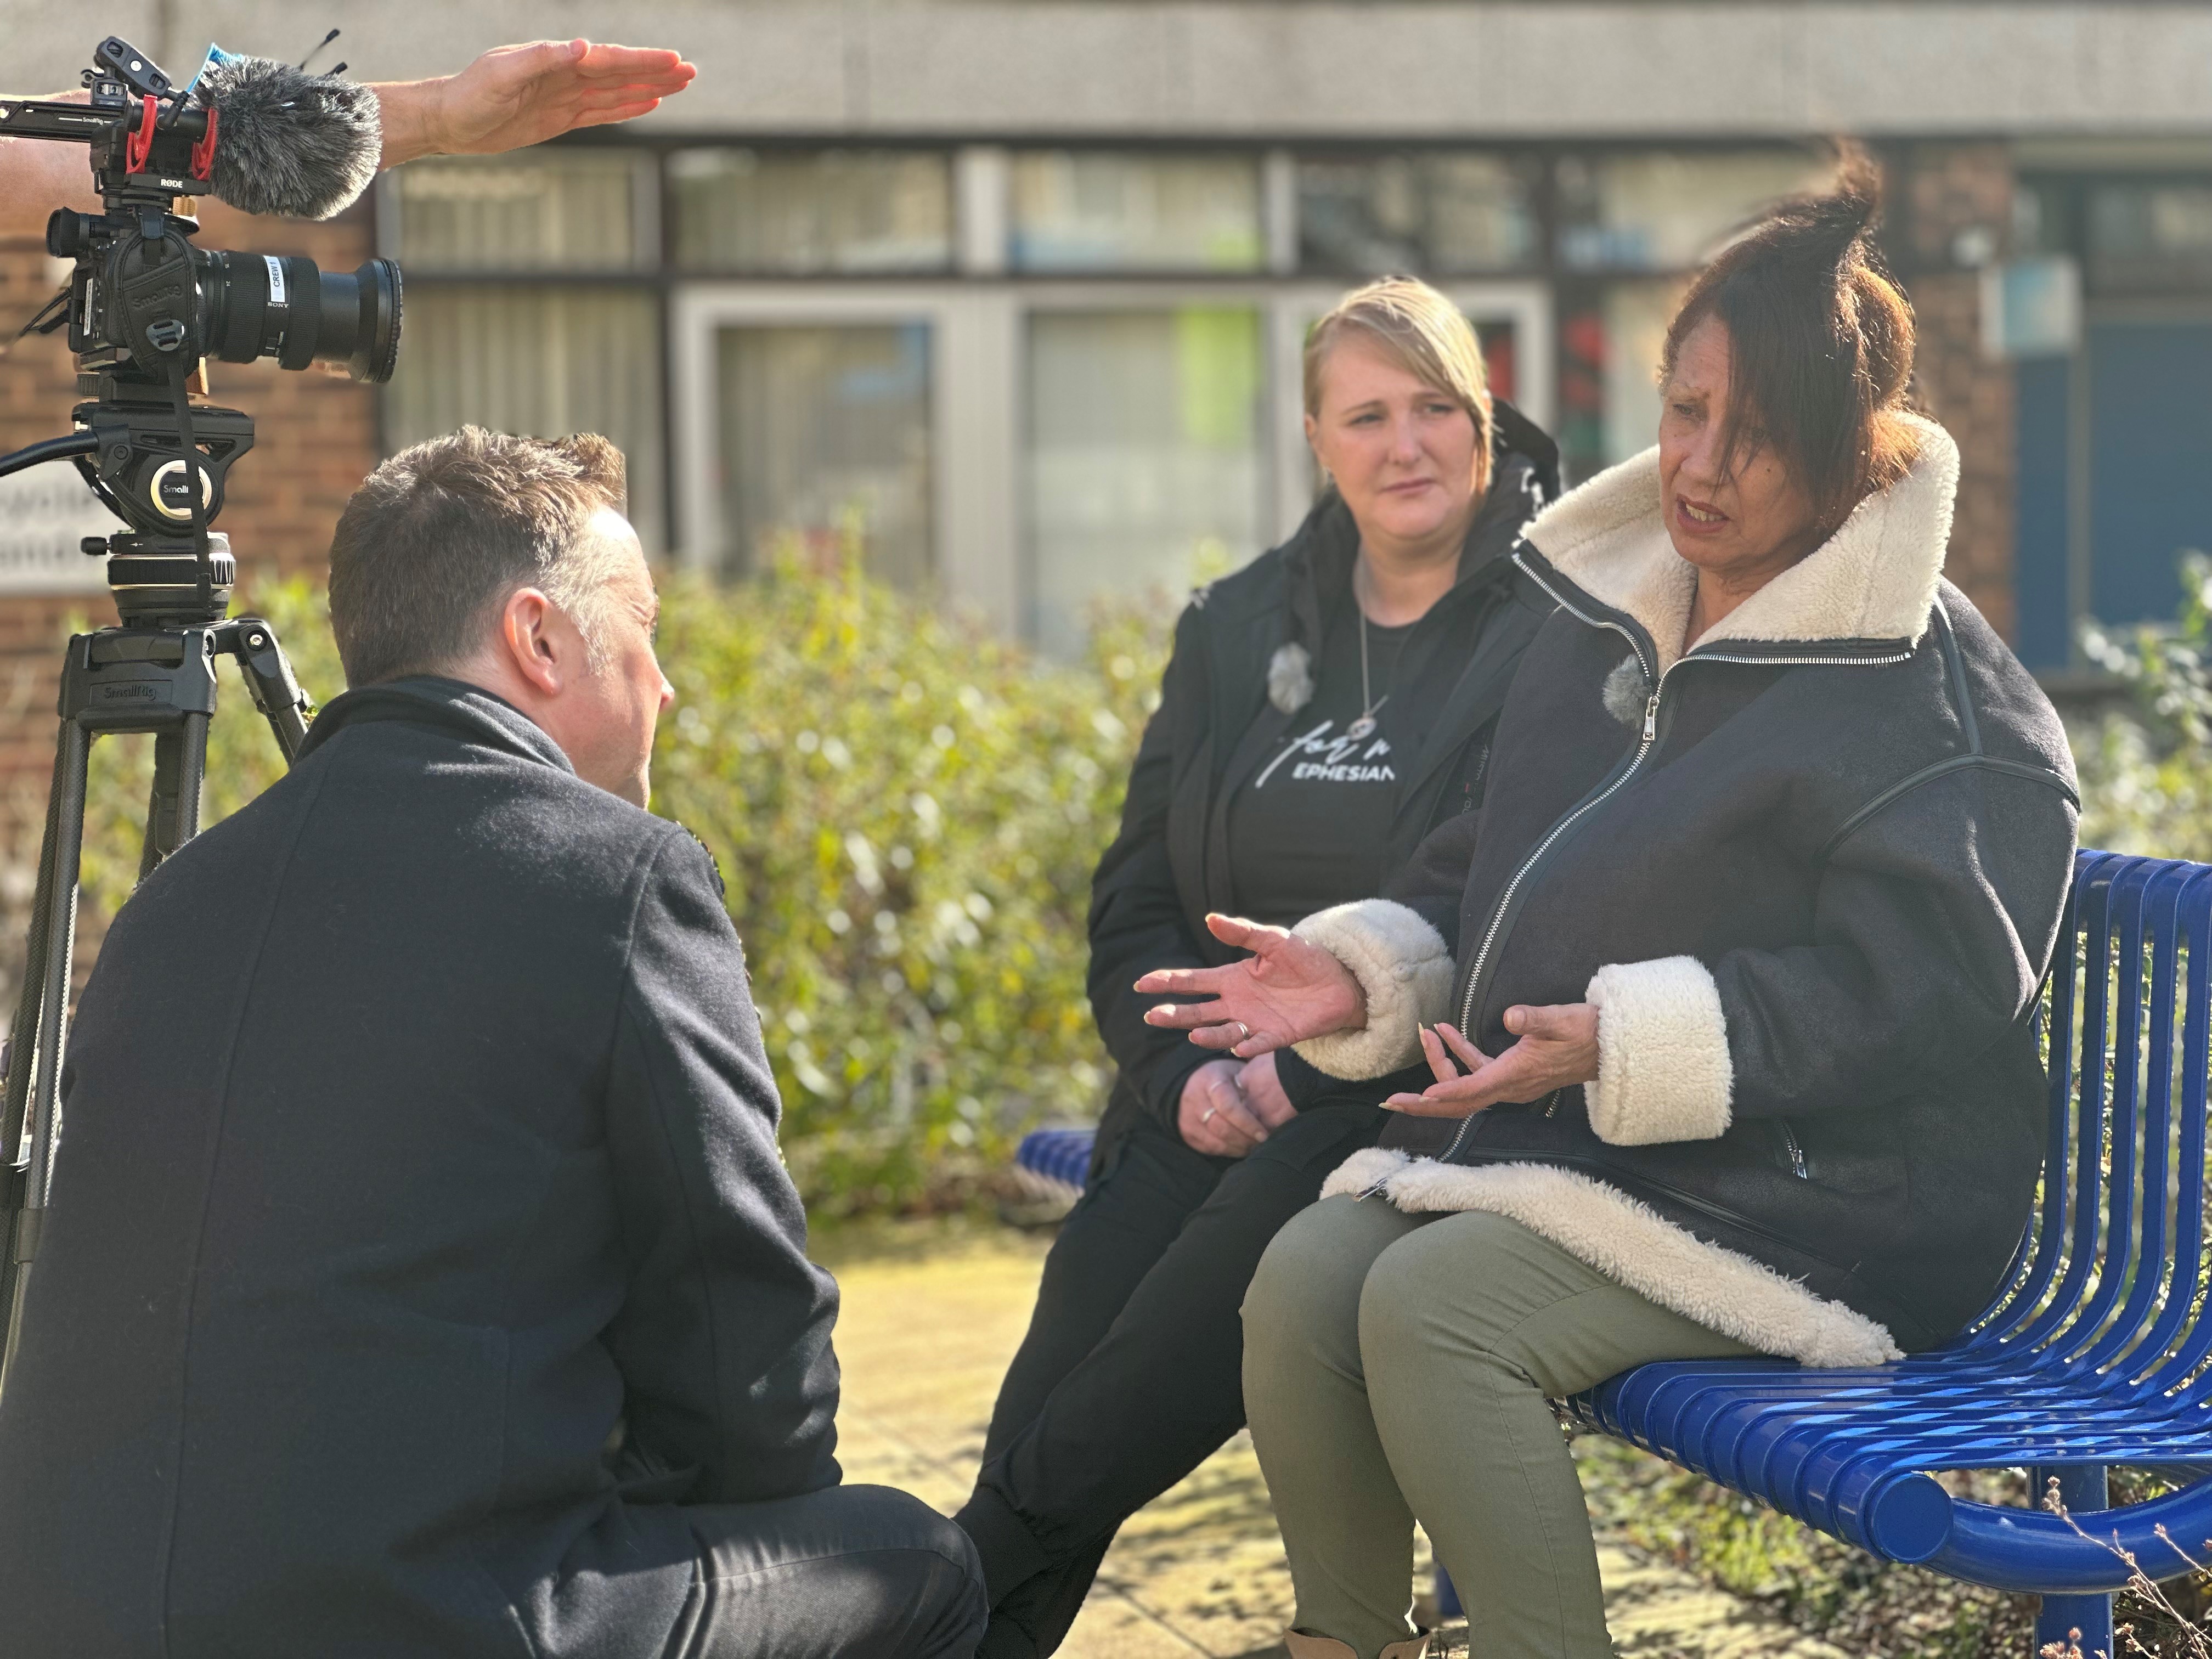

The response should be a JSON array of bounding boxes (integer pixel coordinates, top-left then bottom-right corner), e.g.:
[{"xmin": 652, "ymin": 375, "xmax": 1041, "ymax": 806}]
[
  {"xmin": 1567, "ymin": 850, "xmax": 2212, "ymax": 1601},
  {"xmin": 1014, "ymin": 1127, "xmax": 1096, "ymax": 1197}
]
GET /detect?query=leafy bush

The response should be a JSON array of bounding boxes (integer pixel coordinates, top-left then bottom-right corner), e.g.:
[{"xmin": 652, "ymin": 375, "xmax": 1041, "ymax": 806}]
[
  {"xmin": 650, "ymin": 557, "xmax": 1162, "ymax": 1213},
  {"xmin": 2074, "ymin": 552, "xmax": 2212, "ymax": 862},
  {"xmin": 78, "ymin": 563, "xmax": 1167, "ymax": 1215}
]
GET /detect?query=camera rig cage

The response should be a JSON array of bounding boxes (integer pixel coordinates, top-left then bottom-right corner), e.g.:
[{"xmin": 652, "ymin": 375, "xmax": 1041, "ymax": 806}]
[{"xmin": 0, "ymin": 37, "xmax": 404, "ymax": 1387}]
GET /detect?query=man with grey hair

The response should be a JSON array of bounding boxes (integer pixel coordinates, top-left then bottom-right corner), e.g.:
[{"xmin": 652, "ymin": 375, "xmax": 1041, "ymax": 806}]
[{"xmin": 0, "ymin": 428, "xmax": 988, "ymax": 1659}]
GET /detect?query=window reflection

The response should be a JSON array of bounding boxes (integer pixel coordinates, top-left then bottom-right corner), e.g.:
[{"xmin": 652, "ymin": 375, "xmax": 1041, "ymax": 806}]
[
  {"xmin": 1556, "ymin": 151, "xmax": 1825, "ymax": 272},
  {"xmin": 394, "ymin": 154, "xmax": 648, "ymax": 273},
  {"xmin": 1011, "ymin": 153, "xmax": 1263, "ymax": 272},
  {"xmin": 672, "ymin": 149, "xmax": 953, "ymax": 274},
  {"xmin": 716, "ymin": 325, "xmax": 935, "ymax": 589},
  {"xmin": 1297, "ymin": 154, "xmax": 1539, "ymax": 275},
  {"xmin": 2087, "ymin": 182, "xmax": 2212, "ymax": 293},
  {"xmin": 1026, "ymin": 309, "xmax": 1266, "ymax": 656},
  {"xmin": 387, "ymin": 286, "xmax": 665, "ymax": 550}
]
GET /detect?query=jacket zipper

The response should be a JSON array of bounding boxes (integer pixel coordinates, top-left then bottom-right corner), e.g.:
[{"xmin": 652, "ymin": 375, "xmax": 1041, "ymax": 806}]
[
  {"xmin": 1778, "ymin": 1121, "xmax": 1809, "ymax": 1180},
  {"xmin": 1423, "ymin": 556, "xmax": 1912, "ymax": 1167}
]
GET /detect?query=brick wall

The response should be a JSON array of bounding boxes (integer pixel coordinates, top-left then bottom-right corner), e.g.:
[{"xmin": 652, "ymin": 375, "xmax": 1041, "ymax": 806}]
[
  {"xmin": 1889, "ymin": 141, "xmax": 2019, "ymax": 641},
  {"xmin": 0, "ymin": 198, "xmax": 379, "ymax": 992}
]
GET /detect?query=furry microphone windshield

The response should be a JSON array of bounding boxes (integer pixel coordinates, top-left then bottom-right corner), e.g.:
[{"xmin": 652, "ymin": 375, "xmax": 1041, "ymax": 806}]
[{"xmin": 194, "ymin": 53, "xmax": 381, "ymax": 221}]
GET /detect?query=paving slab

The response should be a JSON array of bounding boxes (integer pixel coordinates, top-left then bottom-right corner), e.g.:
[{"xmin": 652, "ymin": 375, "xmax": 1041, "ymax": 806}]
[{"xmin": 821, "ymin": 1219, "xmax": 1847, "ymax": 1659}]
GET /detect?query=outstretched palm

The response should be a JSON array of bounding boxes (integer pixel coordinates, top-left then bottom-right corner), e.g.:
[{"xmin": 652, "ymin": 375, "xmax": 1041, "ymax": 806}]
[
  {"xmin": 440, "ymin": 41, "xmax": 697, "ymax": 155},
  {"xmin": 1136, "ymin": 914, "xmax": 1366, "ymax": 1058}
]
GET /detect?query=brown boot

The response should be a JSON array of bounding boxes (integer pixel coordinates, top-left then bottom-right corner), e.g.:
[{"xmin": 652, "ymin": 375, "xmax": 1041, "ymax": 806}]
[{"xmin": 1282, "ymin": 1631, "xmax": 1430, "ymax": 1659}]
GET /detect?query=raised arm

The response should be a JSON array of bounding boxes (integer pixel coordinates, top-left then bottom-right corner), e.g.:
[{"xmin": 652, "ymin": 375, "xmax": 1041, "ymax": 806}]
[
  {"xmin": 371, "ymin": 40, "xmax": 695, "ymax": 169},
  {"xmin": 1, "ymin": 41, "xmax": 695, "ymax": 239}
]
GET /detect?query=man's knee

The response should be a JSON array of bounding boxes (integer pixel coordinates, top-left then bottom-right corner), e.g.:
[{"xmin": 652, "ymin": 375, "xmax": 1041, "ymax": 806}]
[{"xmin": 681, "ymin": 1484, "xmax": 986, "ymax": 1659}]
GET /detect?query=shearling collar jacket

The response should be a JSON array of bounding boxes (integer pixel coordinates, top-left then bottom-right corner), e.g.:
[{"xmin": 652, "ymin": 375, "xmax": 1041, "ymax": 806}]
[
  {"xmin": 1290, "ymin": 419, "xmax": 2080, "ymax": 1364},
  {"xmin": 1086, "ymin": 405, "xmax": 1560, "ymax": 1159}
]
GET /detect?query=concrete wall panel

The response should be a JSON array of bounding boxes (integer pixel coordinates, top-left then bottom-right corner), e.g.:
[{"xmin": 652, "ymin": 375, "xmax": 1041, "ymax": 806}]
[{"xmin": 13, "ymin": 3, "xmax": 2212, "ymax": 141}]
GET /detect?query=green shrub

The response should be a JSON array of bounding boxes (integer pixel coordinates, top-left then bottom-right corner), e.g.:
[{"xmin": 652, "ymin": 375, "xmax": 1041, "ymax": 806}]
[
  {"xmin": 78, "ymin": 563, "xmax": 1167, "ymax": 1215},
  {"xmin": 2075, "ymin": 552, "xmax": 2212, "ymax": 861},
  {"xmin": 649, "ymin": 557, "xmax": 1163, "ymax": 1214}
]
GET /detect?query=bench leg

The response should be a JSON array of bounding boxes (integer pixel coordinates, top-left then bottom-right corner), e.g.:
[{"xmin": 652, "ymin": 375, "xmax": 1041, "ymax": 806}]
[
  {"xmin": 2032, "ymin": 1464, "xmax": 2114, "ymax": 1659},
  {"xmin": 1434, "ymin": 1564, "xmax": 1462, "ymax": 1620}
]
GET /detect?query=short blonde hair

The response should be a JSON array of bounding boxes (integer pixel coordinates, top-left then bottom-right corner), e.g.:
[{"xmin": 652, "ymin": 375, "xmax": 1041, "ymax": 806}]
[{"xmin": 1303, "ymin": 278, "xmax": 1494, "ymax": 457}]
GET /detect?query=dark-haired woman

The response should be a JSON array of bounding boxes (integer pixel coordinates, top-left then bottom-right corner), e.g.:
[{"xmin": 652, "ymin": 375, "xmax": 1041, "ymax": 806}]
[
  {"xmin": 957, "ymin": 279, "xmax": 1562, "ymax": 1657},
  {"xmin": 1139, "ymin": 159, "xmax": 2079, "ymax": 1658}
]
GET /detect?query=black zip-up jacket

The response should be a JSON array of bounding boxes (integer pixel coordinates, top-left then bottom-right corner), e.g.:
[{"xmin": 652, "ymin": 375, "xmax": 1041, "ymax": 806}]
[
  {"xmin": 0, "ymin": 680, "xmax": 841, "ymax": 1659},
  {"xmin": 1295, "ymin": 420, "xmax": 2079, "ymax": 1363},
  {"xmin": 1086, "ymin": 406, "xmax": 1559, "ymax": 1163}
]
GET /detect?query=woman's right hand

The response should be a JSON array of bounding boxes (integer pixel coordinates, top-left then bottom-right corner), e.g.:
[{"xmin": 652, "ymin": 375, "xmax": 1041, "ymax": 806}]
[
  {"xmin": 1178, "ymin": 1059, "xmax": 1269, "ymax": 1156},
  {"xmin": 1137, "ymin": 913, "xmax": 1365, "ymax": 1058}
]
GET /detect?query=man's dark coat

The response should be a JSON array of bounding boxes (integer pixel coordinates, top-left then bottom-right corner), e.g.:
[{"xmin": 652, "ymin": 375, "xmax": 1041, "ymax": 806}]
[{"xmin": 0, "ymin": 679, "xmax": 840, "ymax": 1658}]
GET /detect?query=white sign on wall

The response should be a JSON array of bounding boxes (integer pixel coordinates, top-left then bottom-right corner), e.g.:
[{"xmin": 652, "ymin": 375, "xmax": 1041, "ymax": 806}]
[{"xmin": 0, "ymin": 464, "xmax": 117, "ymax": 594}]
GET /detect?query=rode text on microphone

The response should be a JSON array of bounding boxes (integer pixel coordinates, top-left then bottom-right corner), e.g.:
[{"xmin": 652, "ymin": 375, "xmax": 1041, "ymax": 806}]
[{"xmin": 0, "ymin": 36, "xmax": 404, "ymax": 1388}]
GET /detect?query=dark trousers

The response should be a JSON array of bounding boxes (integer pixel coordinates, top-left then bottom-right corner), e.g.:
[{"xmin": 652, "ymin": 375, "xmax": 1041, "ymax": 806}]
[
  {"xmin": 955, "ymin": 1105, "xmax": 1385, "ymax": 1657},
  {"xmin": 663, "ymin": 1483, "xmax": 988, "ymax": 1658}
]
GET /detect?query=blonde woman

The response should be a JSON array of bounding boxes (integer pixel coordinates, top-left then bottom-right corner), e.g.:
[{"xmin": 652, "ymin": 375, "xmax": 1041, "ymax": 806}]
[{"xmin": 956, "ymin": 280, "xmax": 1561, "ymax": 1657}]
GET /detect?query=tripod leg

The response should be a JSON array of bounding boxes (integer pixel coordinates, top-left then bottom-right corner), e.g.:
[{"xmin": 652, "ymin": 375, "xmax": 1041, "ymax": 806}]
[
  {"xmin": 1, "ymin": 717, "xmax": 90, "ymax": 1393},
  {"xmin": 176, "ymin": 711, "xmax": 208, "ymax": 843},
  {"xmin": 140, "ymin": 730, "xmax": 182, "ymax": 881},
  {"xmin": 219, "ymin": 619, "xmax": 312, "ymax": 763},
  {"xmin": 137, "ymin": 712, "xmax": 211, "ymax": 877},
  {"xmin": 2, "ymin": 725, "xmax": 70, "ymax": 1166}
]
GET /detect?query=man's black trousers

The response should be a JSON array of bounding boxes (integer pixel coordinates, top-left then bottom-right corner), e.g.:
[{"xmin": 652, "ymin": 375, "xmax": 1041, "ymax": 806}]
[
  {"xmin": 955, "ymin": 1104, "xmax": 1386, "ymax": 1656},
  {"xmin": 662, "ymin": 1483, "xmax": 987, "ymax": 1658}
]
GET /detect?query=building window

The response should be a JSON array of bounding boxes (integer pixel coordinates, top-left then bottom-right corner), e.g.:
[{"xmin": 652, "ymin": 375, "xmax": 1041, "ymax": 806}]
[
  {"xmin": 1010, "ymin": 153, "xmax": 1264, "ymax": 272},
  {"xmin": 2085, "ymin": 180, "xmax": 2212, "ymax": 294},
  {"xmin": 385, "ymin": 286, "xmax": 667, "ymax": 551},
  {"xmin": 1555, "ymin": 150, "xmax": 1824, "ymax": 272},
  {"xmin": 670, "ymin": 149, "xmax": 955, "ymax": 274},
  {"xmin": 1296, "ymin": 153, "xmax": 1539, "ymax": 275},
  {"xmin": 383, "ymin": 150, "xmax": 666, "ymax": 551},
  {"xmin": 390, "ymin": 152, "xmax": 653, "ymax": 272},
  {"xmin": 1026, "ymin": 307, "xmax": 1266, "ymax": 657},
  {"xmin": 715, "ymin": 324, "xmax": 935, "ymax": 589}
]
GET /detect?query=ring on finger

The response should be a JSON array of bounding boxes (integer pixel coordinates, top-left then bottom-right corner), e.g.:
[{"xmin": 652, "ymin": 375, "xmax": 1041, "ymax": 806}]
[
  {"xmin": 1236, "ymin": 1022, "xmax": 1252, "ymax": 1042},
  {"xmin": 1201, "ymin": 1105, "xmax": 1217, "ymax": 1124}
]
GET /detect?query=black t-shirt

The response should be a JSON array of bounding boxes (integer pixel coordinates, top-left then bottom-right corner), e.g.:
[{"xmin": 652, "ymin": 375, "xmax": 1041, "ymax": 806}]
[{"xmin": 1227, "ymin": 608, "xmax": 1420, "ymax": 927}]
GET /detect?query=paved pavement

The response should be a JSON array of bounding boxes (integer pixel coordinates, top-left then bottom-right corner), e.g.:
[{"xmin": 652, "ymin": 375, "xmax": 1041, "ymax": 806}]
[{"xmin": 821, "ymin": 1220, "xmax": 1848, "ymax": 1659}]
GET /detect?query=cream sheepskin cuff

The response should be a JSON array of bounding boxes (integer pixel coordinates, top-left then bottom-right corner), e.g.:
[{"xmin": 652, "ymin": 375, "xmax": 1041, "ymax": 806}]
[
  {"xmin": 1583, "ymin": 956, "xmax": 1734, "ymax": 1146},
  {"xmin": 1288, "ymin": 900, "xmax": 1455, "ymax": 1080},
  {"xmin": 1318, "ymin": 1149, "xmax": 1900, "ymax": 1368}
]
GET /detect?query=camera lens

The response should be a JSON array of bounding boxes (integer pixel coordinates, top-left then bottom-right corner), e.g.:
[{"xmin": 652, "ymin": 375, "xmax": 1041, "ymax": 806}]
[{"xmin": 200, "ymin": 252, "xmax": 403, "ymax": 385}]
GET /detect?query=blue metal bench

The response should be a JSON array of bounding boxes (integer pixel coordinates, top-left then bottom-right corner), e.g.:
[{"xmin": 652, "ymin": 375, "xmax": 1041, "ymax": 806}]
[
  {"xmin": 1016, "ymin": 849, "xmax": 2212, "ymax": 1653},
  {"xmin": 1007, "ymin": 1125, "xmax": 1093, "ymax": 1212}
]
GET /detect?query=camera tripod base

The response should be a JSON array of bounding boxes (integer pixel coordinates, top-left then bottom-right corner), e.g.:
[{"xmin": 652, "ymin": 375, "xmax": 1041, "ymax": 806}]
[{"xmin": 0, "ymin": 612, "xmax": 312, "ymax": 1388}]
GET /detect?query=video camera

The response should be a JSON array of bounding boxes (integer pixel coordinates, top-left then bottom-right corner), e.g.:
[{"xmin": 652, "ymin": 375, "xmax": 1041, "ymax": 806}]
[{"xmin": 2, "ymin": 35, "xmax": 400, "ymax": 617}]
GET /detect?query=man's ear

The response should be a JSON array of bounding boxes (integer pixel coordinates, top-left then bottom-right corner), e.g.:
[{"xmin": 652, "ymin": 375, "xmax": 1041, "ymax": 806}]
[{"xmin": 494, "ymin": 587, "xmax": 565, "ymax": 697}]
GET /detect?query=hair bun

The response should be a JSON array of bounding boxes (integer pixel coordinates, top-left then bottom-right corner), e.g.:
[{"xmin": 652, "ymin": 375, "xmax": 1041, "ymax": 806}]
[{"xmin": 1657, "ymin": 138, "xmax": 1920, "ymax": 527}]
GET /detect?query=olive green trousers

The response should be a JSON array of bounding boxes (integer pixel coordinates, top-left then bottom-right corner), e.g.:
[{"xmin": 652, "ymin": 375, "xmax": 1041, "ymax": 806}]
[{"xmin": 1242, "ymin": 1195, "xmax": 1757, "ymax": 1659}]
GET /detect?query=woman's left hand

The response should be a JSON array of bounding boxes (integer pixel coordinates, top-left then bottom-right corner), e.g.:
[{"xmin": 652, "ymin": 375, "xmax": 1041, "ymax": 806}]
[{"xmin": 1385, "ymin": 1004, "xmax": 1601, "ymax": 1117}]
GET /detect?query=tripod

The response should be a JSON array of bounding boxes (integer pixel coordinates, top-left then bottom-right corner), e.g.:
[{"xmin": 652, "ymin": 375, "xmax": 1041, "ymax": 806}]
[{"xmin": 0, "ymin": 405, "xmax": 312, "ymax": 1390}]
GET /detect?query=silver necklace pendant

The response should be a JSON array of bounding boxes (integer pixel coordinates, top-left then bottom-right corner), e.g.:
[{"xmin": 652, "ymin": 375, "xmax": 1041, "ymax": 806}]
[{"xmin": 1346, "ymin": 713, "xmax": 1378, "ymax": 742}]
